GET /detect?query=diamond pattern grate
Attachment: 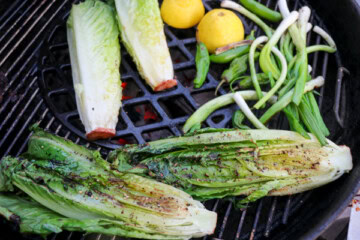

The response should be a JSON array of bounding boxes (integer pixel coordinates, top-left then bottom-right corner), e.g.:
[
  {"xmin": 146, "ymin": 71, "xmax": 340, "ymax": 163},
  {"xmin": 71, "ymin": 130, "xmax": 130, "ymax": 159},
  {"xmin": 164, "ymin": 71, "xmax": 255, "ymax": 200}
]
[{"xmin": 37, "ymin": 0, "xmax": 255, "ymax": 149}]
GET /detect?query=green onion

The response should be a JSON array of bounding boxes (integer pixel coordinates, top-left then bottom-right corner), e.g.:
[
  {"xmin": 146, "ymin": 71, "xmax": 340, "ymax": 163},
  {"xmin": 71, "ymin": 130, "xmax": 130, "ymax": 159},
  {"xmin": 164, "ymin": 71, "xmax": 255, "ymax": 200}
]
[
  {"xmin": 306, "ymin": 23, "xmax": 313, "ymax": 32},
  {"xmin": 221, "ymin": 0, "xmax": 273, "ymax": 38},
  {"xmin": 249, "ymin": 36, "xmax": 268, "ymax": 100},
  {"xmin": 288, "ymin": 45, "xmax": 336, "ymax": 70},
  {"xmin": 259, "ymin": 76, "xmax": 324, "ymax": 123},
  {"xmin": 254, "ymin": 46, "xmax": 287, "ymax": 109},
  {"xmin": 283, "ymin": 104, "xmax": 310, "ymax": 139},
  {"xmin": 304, "ymin": 92, "xmax": 330, "ymax": 136},
  {"xmin": 233, "ymin": 92, "xmax": 268, "ymax": 129},
  {"xmin": 259, "ymin": 11, "xmax": 299, "ymax": 80},
  {"xmin": 298, "ymin": 99, "xmax": 327, "ymax": 146},
  {"xmin": 183, "ymin": 90, "xmax": 277, "ymax": 133},
  {"xmin": 313, "ymin": 26, "xmax": 337, "ymax": 49}
]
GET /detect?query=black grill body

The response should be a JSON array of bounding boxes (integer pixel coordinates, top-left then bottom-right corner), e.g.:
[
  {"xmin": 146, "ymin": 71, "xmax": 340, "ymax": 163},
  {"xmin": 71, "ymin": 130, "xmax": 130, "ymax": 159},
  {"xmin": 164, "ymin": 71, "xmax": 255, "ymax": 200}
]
[{"xmin": 0, "ymin": 0, "xmax": 359, "ymax": 240}]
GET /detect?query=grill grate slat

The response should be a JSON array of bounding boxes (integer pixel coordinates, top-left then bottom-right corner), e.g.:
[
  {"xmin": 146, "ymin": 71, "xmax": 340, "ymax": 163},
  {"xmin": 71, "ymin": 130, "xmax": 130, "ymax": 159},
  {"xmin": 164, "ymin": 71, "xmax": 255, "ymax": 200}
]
[
  {"xmin": 0, "ymin": 75, "xmax": 38, "ymax": 127},
  {"xmin": 2, "ymin": 93, "xmax": 43, "ymax": 156},
  {"xmin": 311, "ymin": 36, "xmax": 322, "ymax": 78},
  {"xmin": 264, "ymin": 197, "xmax": 278, "ymax": 237},
  {"xmin": 250, "ymin": 199, "xmax": 264, "ymax": 240},
  {"xmin": 0, "ymin": 0, "xmax": 348, "ymax": 240},
  {"xmin": 0, "ymin": 0, "xmax": 38, "ymax": 44},
  {"xmin": 1, "ymin": 42, "xmax": 39, "ymax": 95},
  {"xmin": 4, "ymin": 0, "xmax": 69, "ymax": 75},
  {"xmin": 0, "ymin": 0, "xmax": 56, "ymax": 66},
  {"xmin": 235, "ymin": 209, "xmax": 248, "ymax": 240},
  {"xmin": 0, "ymin": 0, "xmax": 28, "ymax": 30},
  {"xmin": 0, "ymin": 64, "xmax": 37, "ymax": 116},
  {"xmin": 319, "ymin": 52, "xmax": 329, "ymax": 109},
  {"xmin": 218, "ymin": 202, "xmax": 233, "ymax": 239},
  {"xmin": 282, "ymin": 196, "xmax": 293, "ymax": 224}
]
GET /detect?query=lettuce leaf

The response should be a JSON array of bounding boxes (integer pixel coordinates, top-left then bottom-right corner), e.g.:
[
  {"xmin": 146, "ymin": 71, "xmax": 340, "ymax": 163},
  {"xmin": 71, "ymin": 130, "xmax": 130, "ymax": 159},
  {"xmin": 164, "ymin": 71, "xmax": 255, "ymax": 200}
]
[
  {"xmin": 0, "ymin": 127, "xmax": 217, "ymax": 239},
  {"xmin": 67, "ymin": 0, "xmax": 121, "ymax": 139},
  {"xmin": 109, "ymin": 129, "xmax": 352, "ymax": 203},
  {"xmin": 114, "ymin": 0, "xmax": 176, "ymax": 91},
  {"xmin": 0, "ymin": 193, "xmax": 187, "ymax": 239}
]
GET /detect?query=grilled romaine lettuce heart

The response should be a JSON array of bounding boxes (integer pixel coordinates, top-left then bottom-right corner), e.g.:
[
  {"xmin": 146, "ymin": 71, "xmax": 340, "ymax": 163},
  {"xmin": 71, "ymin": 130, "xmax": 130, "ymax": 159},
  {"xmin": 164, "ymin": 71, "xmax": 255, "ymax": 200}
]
[
  {"xmin": 109, "ymin": 128, "xmax": 352, "ymax": 204},
  {"xmin": 67, "ymin": 0, "xmax": 121, "ymax": 140},
  {"xmin": 0, "ymin": 127, "xmax": 217, "ymax": 239},
  {"xmin": 113, "ymin": 0, "xmax": 176, "ymax": 91}
]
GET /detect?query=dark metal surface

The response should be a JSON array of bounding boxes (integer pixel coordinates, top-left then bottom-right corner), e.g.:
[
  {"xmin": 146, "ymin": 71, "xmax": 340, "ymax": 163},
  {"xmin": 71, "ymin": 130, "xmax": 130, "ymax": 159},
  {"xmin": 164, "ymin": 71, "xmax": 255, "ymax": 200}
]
[{"xmin": 0, "ymin": 0, "xmax": 359, "ymax": 240}]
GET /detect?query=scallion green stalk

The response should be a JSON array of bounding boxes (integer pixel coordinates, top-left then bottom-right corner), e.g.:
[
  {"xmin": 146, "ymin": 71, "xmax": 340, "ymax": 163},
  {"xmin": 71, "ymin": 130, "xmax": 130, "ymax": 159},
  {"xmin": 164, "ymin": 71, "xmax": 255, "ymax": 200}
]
[
  {"xmin": 313, "ymin": 26, "xmax": 337, "ymax": 49},
  {"xmin": 254, "ymin": 46, "xmax": 287, "ymax": 109},
  {"xmin": 259, "ymin": 11, "xmax": 299, "ymax": 79},
  {"xmin": 221, "ymin": 0, "xmax": 273, "ymax": 37},
  {"xmin": 233, "ymin": 92, "xmax": 268, "ymax": 129},
  {"xmin": 259, "ymin": 76, "xmax": 324, "ymax": 123},
  {"xmin": 183, "ymin": 90, "xmax": 277, "ymax": 133},
  {"xmin": 249, "ymin": 36, "xmax": 268, "ymax": 100},
  {"xmin": 288, "ymin": 45, "xmax": 336, "ymax": 70}
]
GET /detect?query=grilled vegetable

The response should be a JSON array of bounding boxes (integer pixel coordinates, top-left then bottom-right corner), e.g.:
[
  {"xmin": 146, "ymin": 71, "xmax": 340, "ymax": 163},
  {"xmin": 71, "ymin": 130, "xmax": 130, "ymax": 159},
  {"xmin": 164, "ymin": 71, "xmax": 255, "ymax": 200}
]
[
  {"xmin": 0, "ymin": 127, "xmax": 217, "ymax": 239},
  {"xmin": 259, "ymin": 76, "xmax": 324, "ymax": 123},
  {"xmin": 249, "ymin": 36, "xmax": 267, "ymax": 100},
  {"xmin": 210, "ymin": 41, "xmax": 250, "ymax": 64},
  {"xmin": 232, "ymin": 110, "xmax": 251, "ymax": 130},
  {"xmin": 237, "ymin": 73, "xmax": 269, "ymax": 89},
  {"xmin": 211, "ymin": 0, "xmax": 334, "ymax": 145},
  {"xmin": 183, "ymin": 77, "xmax": 323, "ymax": 133},
  {"xmin": 113, "ymin": 0, "xmax": 176, "ymax": 91},
  {"xmin": 182, "ymin": 89, "xmax": 278, "ymax": 133},
  {"xmin": 216, "ymin": 53, "xmax": 258, "ymax": 95},
  {"xmin": 233, "ymin": 92, "xmax": 268, "ymax": 129},
  {"xmin": 255, "ymin": 43, "xmax": 288, "ymax": 109},
  {"xmin": 0, "ymin": 193, "xmax": 186, "ymax": 239},
  {"xmin": 209, "ymin": 32, "xmax": 255, "ymax": 64},
  {"xmin": 239, "ymin": 0, "xmax": 282, "ymax": 22},
  {"xmin": 67, "ymin": 0, "xmax": 121, "ymax": 140},
  {"xmin": 109, "ymin": 128, "xmax": 352, "ymax": 204},
  {"xmin": 221, "ymin": 1, "xmax": 273, "ymax": 38},
  {"xmin": 258, "ymin": 11, "xmax": 298, "ymax": 80},
  {"xmin": 193, "ymin": 42, "xmax": 210, "ymax": 88},
  {"xmin": 221, "ymin": 54, "xmax": 250, "ymax": 83},
  {"xmin": 278, "ymin": 1, "xmax": 310, "ymax": 105}
]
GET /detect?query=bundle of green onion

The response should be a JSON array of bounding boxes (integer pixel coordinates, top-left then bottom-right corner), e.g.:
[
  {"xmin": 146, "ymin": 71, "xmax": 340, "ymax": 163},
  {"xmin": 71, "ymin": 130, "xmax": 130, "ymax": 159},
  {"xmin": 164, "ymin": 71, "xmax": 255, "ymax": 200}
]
[{"xmin": 193, "ymin": 0, "xmax": 337, "ymax": 146}]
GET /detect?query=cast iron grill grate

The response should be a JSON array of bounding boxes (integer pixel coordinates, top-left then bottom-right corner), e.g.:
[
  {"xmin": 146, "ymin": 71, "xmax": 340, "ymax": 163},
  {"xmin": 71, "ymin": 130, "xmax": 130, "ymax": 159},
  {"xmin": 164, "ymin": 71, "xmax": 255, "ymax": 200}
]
[{"xmin": 0, "ymin": 0, "xmax": 349, "ymax": 240}]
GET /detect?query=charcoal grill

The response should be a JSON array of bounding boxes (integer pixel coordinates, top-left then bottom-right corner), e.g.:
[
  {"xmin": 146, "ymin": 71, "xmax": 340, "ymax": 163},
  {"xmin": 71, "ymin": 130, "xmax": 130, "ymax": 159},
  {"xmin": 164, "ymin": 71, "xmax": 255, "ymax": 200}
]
[{"xmin": 1, "ymin": 0, "xmax": 360, "ymax": 239}]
